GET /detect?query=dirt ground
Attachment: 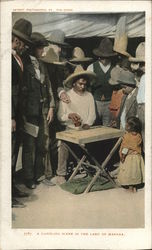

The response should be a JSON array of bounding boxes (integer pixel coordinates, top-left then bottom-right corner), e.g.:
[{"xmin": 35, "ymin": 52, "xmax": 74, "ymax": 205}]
[
  {"xmin": 12, "ymin": 146, "xmax": 145, "ymax": 229},
  {"xmin": 12, "ymin": 181, "xmax": 144, "ymax": 229}
]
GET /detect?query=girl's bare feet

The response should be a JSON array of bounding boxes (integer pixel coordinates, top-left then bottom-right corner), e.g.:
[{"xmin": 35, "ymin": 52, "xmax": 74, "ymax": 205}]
[{"xmin": 132, "ymin": 187, "xmax": 137, "ymax": 193}]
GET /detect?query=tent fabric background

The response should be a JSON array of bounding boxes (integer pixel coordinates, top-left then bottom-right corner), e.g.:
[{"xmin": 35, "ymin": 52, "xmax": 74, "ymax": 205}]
[{"xmin": 12, "ymin": 12, "xmax": 145, "ymax": 38}]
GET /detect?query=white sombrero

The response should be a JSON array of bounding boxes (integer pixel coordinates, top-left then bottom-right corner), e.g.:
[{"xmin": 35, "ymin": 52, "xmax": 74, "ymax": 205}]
[
  {"xmin": 113, "ymin": 16, "xmax": 131, "ymax": 57},
  {"xmin": 69, "ymin": 47, "xmax": 93, "ymax": 63},
  {"xmin": 40, "ymin": 47, "xmax": 66, "ymax": 66},
  {"xmin": 129, "ymin": 42, "xmax": 145, "ymax": 62},
  {"xmin": 64, "ymin": 65, "xmax": 96, "ymax": 88}
]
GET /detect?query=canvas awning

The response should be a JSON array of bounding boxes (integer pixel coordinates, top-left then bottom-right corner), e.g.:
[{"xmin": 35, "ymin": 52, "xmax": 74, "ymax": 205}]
[{"xmin": 12, "ymin": 12, "xmax": 145, "ymax": 38}]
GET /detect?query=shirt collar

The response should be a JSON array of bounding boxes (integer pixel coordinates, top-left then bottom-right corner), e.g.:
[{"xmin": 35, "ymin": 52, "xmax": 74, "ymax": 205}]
[
  {"xmin": 127, "ymin": 88, "xmax": 136, "ymax": 99},
  {"xmin": 30, "ymin": 55, "xmax": 38, "ymax": 61},
  {"xmin": 99, "ymin": 61, "xmax": 111, "ymax": 73},
  {"xmin": 12, "ymin": 49, "xmax": 16, "ymax": 56}
]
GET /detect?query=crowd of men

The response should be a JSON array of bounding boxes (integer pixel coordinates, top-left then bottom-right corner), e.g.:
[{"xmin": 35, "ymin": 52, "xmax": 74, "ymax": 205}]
[{"xmin": 12, "ymin": 18, "xmax": 145, "ymax": 207}]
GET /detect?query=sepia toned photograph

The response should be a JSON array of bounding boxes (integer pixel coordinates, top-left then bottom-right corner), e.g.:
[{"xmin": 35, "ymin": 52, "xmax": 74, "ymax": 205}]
[
  {"xmin": 0, "ymin": 1, "xmax": 151, "ymax": 249},
  {"xmin": 11, "ymin": 11, "xmax": 145, "ymax": 229}
]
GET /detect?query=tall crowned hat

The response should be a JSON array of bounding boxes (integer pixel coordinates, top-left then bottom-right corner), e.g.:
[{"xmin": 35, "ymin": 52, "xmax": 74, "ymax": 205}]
[
  {"xmin": 69, "ymin": 47, "xmax": 93, "ymax": 63},
  {"xmin": 93, "ymin": 37, "xmax": 117, "ymax": 57},
  {"xmin": 31, "ymin": 32, "xmax": 49, "ymax": 47},
  {"xmin": 64, "ymin": 65, "xmax": 96, "ymax": 89},
  {"xmin": 12, "ymin": 18, "xmax": 33, "ymax": 45},
  {"xmin": 129, "ymin": 42, "xmax": 145, "ymax": 62},
  {"xmin": 113, "ymin": 16, "xmax": 131, "ymax": 57},
  {"xmin": 47, "ymin": 29, "xmax": 69, "ymax": 47}
]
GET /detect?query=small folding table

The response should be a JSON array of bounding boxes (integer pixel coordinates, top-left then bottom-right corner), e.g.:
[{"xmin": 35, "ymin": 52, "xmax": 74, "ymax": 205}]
[{"xmin": 56, "ymin": 126, "xmax": 124, "ymax": 193}]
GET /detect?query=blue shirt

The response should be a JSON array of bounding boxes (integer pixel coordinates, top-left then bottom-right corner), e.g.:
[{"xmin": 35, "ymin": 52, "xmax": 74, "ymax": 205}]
[{"xmin": 137, "ymin": 74, "xmax": 145, "ymax": 104}]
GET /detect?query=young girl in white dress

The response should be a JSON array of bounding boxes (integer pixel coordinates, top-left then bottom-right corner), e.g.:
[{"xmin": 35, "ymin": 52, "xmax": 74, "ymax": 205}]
[{"xmin": 117, "ymin": 116, "xmax": 144, "ymax": 192}]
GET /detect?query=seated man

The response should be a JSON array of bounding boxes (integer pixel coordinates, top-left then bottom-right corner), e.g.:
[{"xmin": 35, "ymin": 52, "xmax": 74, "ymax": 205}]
[{"xmin": 51, "ymin": 65, "xmax": 96, "ymax": 184}]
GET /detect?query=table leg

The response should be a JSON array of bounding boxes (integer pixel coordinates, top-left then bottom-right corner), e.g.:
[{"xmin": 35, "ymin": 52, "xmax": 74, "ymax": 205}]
[
  {"xmin": 62, "ymin": 142, "xmax": 87, "ymax": 181},
  {"xmin": 62, "ymin": 142, "xmax": 80, "ymax": 162},
  {"xmin": 84, "ymin": 137, "xmax": 122, "ymax": 193},
  {"xmin": 68, "ymin": 155, "xmax": 86, "ymax": 181}
]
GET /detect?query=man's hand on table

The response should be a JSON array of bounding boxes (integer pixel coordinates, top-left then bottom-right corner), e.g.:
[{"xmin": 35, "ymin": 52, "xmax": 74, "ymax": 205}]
[
  {"xmin": 82, "ymin": 124, "xmax": 90, "ymax": 130},
  {"xmin": 68, "ymin": 113, "xmax": 82, "ymax": 126}
]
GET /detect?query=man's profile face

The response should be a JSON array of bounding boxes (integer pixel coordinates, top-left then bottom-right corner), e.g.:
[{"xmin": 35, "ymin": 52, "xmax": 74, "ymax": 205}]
[
  {"xmin": 17, "ymin": 39, "xmax": 25, "ymax": 54},
  {"xmin": 73, "ymin": 78, "xmax": 87, "ymax": 94},
  {"xmin": 99, "ymin": 57, "xmax": 111, "ymax": 66},
  {"xmin": 131, "ymin": 62, "xmax": 139, "ymax": 72},
  {"xmin": 35, "ymin": 46, "xmax": 45, "ymax": 58},
  {"xmin": 131, "ymin": 62, "xmax": 145, "ymax": 74},
  {"xmin": 12, "ymin": 36, "xmax": 25, "ymax": 55}
]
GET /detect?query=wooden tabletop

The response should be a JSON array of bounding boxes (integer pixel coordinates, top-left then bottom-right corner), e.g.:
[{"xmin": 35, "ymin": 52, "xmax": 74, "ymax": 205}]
[{"xmin": 56, "ymin": 126, "xmax": 124, "ymax": 145}]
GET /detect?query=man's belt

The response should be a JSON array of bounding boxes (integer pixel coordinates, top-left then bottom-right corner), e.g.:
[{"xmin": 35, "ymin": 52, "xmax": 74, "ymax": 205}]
[{"xmin": 96, "ymin": 99, "xmax": 111, "ymax": 102}]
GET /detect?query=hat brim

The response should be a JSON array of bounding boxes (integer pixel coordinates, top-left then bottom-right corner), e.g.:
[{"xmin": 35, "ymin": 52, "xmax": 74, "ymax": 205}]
[
  {"xmin": 64, "ymin": 71, "xmax": 96, "ymax": 89},
  {"xmin": 109, "ymin": 78, "xmax": 120, "ymax": 85},
  {"xmin": 40, "ymin": 56, "xmax": 66, "ymax": 66},
  {"xmin": 113, "ymin": 49, "xmax": 131, "ymax": 58},
  {"xmin": 32, "ymin": 41, "xmax": 49, "ymax": 47},
  {"xmin": 47, "ymin": 39, "xmax": 70, "ymax": 47},
  {"xmin": 93, "ymin": 48, "xmax": 117, "ymax": 58},
  {"xmin": 69, "ymin": 57, "xmax": 93, "ymax": 63},
  {"xmin": 12, "ymin": 29, "xmax": 33, "ymax": 45},
  {"xmin": 129, "ymin": 57, "xmax": 145, "ymax": 62},
  {"xmin": 118, "ymin": 80, "xmax": 136, "ymax": 86}
]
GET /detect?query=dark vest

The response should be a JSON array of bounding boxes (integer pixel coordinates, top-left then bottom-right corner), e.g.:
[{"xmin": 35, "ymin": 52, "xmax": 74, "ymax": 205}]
[{"xmin": 92, "ymin": 61, "xmax": 113, "ymax": 101}]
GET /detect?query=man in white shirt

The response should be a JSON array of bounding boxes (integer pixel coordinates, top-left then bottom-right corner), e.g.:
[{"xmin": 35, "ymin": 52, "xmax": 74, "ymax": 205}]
[{"xmin": 52, "ymin": 66, "xmax": 96, "ymax": 184}]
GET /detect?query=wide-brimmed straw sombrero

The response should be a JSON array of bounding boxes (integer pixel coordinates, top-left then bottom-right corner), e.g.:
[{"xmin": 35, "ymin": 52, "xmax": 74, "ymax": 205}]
[
  {"xmin": 40, "ymin": 47, "xmax": 66, "ymax": 66},
  {"xmin": 64, "ymin": 65, "xmax": 96, "ymax": 88},
  {"xmin": 129, "ymin": 42, "xmax": 145, "ymax": 62},
  {"xmin": 69, "ymin": 47, "xmax": 93, "ymax": 63},
  {"xmin": 113, "ymin": 16, "xmax": 131, "ymax": 57}
]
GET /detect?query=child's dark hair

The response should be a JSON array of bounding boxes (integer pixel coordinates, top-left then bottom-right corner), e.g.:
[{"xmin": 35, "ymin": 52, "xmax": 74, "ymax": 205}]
[{"xmin": 126, "ymin": 116, "xmax": 142, "ymax": 133}]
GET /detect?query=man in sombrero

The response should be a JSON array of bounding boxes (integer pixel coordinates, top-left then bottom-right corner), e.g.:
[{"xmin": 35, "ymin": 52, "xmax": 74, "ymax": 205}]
[
  {"xmin": 88, "ymin": 38, "xmax": 117, "ymax": 126},
  {"xmin": 12, "ymin": 18, "xmax": 33, "ymax": 207},
  {"xmin": 43, "ymin": 29, "xmax": 71, "ymax": 104},
  {"xmin": 21, "ymin": 32, "xmax": 55, "ymax": 189},
  {"xmin": 51, "ymin": 65, "xmax": 96, "ymax": 185}
]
